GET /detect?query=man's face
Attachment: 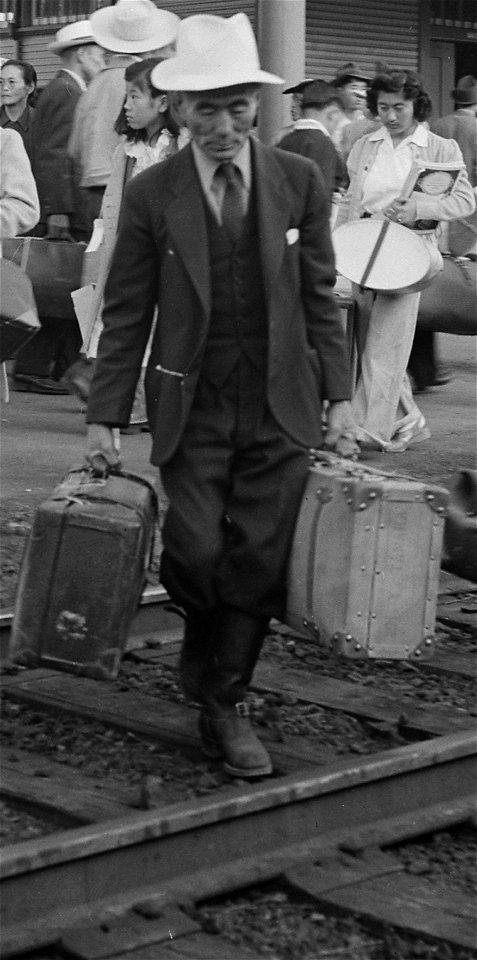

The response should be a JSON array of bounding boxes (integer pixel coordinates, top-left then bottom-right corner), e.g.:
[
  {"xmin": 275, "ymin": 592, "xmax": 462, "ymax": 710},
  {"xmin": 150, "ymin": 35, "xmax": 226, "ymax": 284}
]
[
  {"xmin": 290, "ymin": 93, "xmax": 303, "ymax": 122},
  {"xmin": 178, "ymin": 85, "xmax": 259, "ymax": 162},
  {"xmin": 340, "ymin": 79, "xmax": 367, "ymax": 111},
  {"xmin": 78, "ymin": 44, "xmax": 106, "ymax": 83}
]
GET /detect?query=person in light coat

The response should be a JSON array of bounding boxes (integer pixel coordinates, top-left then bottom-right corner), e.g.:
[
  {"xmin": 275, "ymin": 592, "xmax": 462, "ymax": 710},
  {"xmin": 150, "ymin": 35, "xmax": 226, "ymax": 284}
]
[
  {"xmin": 0, "ymin": 127, "xmax": 39, "ymax": 241},
  {"xmin": 342, "ymin": 69, "xmax": 475, "ymax": 452}
]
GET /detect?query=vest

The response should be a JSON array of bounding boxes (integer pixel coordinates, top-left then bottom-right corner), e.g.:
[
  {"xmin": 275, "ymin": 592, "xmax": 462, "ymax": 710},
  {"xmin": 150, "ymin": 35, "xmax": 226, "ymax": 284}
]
[{"xmin": 200, "ymin": 188, "xmax": 268, "ymax": 386}]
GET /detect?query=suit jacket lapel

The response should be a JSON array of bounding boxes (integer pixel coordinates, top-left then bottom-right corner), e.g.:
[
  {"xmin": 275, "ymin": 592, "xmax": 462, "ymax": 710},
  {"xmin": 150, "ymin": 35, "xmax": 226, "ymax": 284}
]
[
  {"xmin": 164, "ymin": 146, "xmax": 210, "ymax": 316},
  {"xmin": 252, "ymin": 139, "xmax": 291, "ymax": 298}
]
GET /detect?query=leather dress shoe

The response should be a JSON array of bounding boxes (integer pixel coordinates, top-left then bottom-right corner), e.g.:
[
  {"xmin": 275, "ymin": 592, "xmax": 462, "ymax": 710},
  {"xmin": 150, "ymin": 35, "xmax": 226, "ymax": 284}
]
[{"xmin": 11, "ymin": 375, "xmax": 70, "ymax": 395}]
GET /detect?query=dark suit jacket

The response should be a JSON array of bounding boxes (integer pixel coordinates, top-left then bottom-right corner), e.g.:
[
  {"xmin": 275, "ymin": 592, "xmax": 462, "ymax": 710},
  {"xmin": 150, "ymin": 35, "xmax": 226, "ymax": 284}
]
[
  {"xmin": 87, "ymin": 138, "xmax": 350, "ymax": 465},
  {"xmin": 431, "ymin": 110, "xmax": 477, "ymax": 186},
  {"xmin": 31, "ymin": 70, "xmax": 88, "ymax": 233},
  {"xmin": 278, "ymin": 127, "xmax": 348, "ymax": 198}
]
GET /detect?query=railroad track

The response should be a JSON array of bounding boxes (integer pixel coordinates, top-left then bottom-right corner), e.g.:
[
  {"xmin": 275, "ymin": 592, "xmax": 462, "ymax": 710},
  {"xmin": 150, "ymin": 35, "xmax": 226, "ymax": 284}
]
[{"xmin": 0, "ymin": 573, "xmax": 476, "ymax": 959}]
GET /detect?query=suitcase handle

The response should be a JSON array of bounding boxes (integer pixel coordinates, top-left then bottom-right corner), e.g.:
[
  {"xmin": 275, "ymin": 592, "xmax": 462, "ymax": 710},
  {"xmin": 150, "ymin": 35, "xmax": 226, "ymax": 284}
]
[{"xmin": 311, "ymin": 448, "xmax": 435, "ymax": 486}]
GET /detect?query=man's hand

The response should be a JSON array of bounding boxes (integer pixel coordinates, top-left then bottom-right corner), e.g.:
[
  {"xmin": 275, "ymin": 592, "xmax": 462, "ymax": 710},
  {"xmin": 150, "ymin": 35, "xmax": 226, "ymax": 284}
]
[
  {"xmin": 85, "ymin": 423, "xmax": 121, "ymax": 476},
  {"xmin": 323, "ymin": 401, "xmax": 360, "ymax": 459},
  {"xmin": 46, "ymin": 214, "xmax": 75, "ymax": 241}
]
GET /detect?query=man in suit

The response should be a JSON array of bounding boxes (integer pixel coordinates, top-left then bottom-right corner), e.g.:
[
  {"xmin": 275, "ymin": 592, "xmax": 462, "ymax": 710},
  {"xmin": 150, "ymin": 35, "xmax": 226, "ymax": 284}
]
[
  {"xmin": 431, "ymin": 76, "xmax": 477, "ymax": 188},
  {"xmin": 68, "ymin": 0, "xmax": 180, "ymax": 235},
  {"xmin": 12, "ymin": 21, "xmax": 105, "ymax": 395},
  {"xmin": 86, "ymin": 13, "xmax": 356, "ymax": 779},
  {"xmin": 409, "ymin": 75, "xmax": 477, "ymax": 392},
  {"xmin": 32, "ymin": 20, "xmax": 105, "ymax": 242},
  {"xmin": 278, "ymin": 79, "xmax": 348, "ymax": 206}
]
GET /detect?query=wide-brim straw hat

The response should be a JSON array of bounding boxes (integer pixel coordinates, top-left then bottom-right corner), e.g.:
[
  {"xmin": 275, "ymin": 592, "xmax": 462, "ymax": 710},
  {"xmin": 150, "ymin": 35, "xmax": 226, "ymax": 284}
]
[
  {"xmin": 451, "ymin": 75, "xmax": 477, "ymax": 105},
  {"xmin": 89, "ymin": 0, "xmax": 179, "ymax": 54},
  {"xmin": 151, "ymin": 13, "xmax": 283, "ymax": 92},
  {"xmin": 48, "ymin": 20, "xmax": 96, "ymax": 54}
]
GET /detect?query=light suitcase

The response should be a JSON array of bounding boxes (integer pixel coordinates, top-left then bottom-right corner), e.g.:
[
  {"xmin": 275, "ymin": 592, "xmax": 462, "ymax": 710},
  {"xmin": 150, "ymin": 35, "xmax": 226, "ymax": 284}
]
[
  {"xmin": 10, "ymin": 468, "xmax": 157, "ymax": 679},
  {"xmin": 285, "ymin": 454, "xmax": 448, "ymax": 660}
]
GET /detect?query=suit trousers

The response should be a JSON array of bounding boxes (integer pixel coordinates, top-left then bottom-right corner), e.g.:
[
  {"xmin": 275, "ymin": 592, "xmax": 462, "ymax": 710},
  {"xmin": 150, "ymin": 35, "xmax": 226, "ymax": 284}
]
[{"xmin": 160, "ymin": 355, "xmax": 310, "ymax": 619}]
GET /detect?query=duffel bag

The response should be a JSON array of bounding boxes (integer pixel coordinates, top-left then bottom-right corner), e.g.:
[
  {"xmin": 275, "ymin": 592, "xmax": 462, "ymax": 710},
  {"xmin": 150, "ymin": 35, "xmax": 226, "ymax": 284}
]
[
  {"xmin": 443, "ymin": 469, "xmax": 477, "ymax": 582},
  {"xmin": 2, "ymin": 236, "xmax": 85, "ymax": 321},
  {"xmin": 417, "ymin": 255, "xmax": 476, "ymax": 336},
  {"xmin": 0, "ymin": 259, "xmax": 40, "ymax": 362}
]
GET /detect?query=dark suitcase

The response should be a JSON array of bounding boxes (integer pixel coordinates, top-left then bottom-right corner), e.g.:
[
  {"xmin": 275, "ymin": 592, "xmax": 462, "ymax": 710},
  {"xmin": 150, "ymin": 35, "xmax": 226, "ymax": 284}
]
[
  {"xmin": 10, "ymin": 468, "xmax": 157, "ymax": 679},
  {"xmin": 0, "ymin": 260, "xmax": 40, "ymax": 362},
  {"xmin": 2, "ymin": 236, "xmax": 85, "ymax": 321}
]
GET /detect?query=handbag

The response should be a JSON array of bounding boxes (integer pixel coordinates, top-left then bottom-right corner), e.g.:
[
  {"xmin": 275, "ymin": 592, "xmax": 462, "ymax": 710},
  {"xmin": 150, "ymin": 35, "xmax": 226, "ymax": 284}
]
[
  {"xmin": 2, "ymin": 237, "xmax": 85, "ymax": 320},
  {"xmin": 417, "ymin": 255, "xmax": 476, "ymax": 336},
  {"xmin": 0, "ymin": 259, "xmax": 40, "ymax": 362}
]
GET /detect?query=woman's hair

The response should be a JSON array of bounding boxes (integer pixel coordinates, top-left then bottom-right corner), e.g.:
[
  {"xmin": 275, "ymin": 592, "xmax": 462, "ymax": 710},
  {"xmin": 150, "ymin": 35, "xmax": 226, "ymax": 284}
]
[
  {"xmin": 1, "ymin": 59, "xmax": 38, "ymax": 106},
  {"xmin": 367, "ymin": 69, "xmax": 432, "ymax": 121},
  {"xmin": 114, "ymin": 57, "xmax": 179, "ymax": 141}
]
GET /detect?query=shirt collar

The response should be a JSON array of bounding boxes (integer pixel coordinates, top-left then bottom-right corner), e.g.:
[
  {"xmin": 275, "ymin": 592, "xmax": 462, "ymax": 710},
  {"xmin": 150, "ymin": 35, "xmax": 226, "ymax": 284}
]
[
  {"xmin": 369, "ymin": 122, "xmax": 429, "ymax": 146},
  {"xmin": 0, "ymin": 104, "xmax": 30, "ymax": 130},
  {"xmin": 59, "ymin": 68, "xmax": 87, "ymax": 92},
  {"xmin": 191, "ymin": 138, "xmax": 252, "ymax": 194},
  {"xmin": 293, "ymin": 117, "xmax": 330, "ymax": 137}
]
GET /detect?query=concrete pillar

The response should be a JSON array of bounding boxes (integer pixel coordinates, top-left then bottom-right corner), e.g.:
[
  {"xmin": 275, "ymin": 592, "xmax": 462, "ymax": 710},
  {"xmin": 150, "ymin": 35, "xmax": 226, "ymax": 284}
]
[{"xmin": 256, "ymin": 0, "xmax": 306, "ymax": 144}]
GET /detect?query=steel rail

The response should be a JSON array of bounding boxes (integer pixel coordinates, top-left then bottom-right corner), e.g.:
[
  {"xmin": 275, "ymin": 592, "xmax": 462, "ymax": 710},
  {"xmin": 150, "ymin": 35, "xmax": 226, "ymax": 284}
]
[{"xmin": 0, "ymin": 729, "xmax": 475, "ymax": 956}]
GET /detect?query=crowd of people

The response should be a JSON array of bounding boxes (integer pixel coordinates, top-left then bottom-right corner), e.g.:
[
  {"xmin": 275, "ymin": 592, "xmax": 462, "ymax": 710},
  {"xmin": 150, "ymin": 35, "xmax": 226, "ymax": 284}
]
[{"xmin": 1, "ymin": 0, "xmax": 475, "ymax": 779}]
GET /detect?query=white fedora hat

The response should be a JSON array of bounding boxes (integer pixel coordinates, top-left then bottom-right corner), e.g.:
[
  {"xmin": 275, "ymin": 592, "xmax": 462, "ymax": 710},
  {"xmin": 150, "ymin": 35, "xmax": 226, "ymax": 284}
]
[
  {"xmin": 89, "ymin": 0, "xmax": 179, "ymax": 54},
  {"xmin": 151, "ymin": 13, "xmax": 283, "ymax": 91},
  {"xmin": 48, "ymin": 20, "xmax": 96, "ymax": 54}
]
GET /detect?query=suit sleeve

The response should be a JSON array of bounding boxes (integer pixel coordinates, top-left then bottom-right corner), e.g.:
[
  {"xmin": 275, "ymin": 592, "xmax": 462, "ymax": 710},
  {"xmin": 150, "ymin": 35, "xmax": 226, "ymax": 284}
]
[
  {"xmin": 299, "ymin": 161, "xmax": 351, "ymax": 401},
  {"xmin": 86, "ymin": 177, "xmax": 158, "ymax": 426},
  {"xmin": 32, "ymin": 82, "xmax": 80, "ymax": 217}
]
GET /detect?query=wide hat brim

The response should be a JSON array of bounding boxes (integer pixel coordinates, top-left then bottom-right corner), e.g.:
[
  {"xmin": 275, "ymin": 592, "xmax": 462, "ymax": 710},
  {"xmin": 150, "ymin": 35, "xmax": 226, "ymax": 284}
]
[
  {"xmin": 89, "ymin": 5, "xmax": 179, "ymax": 53},
  {"xmin": 283, "ymin": 78, "xmax": 315, "ymax": 94},
  {"xmin": 48, "ymin": 35, "xmax": 96, "ymax": 53},
  {"xmin": 451, "ymin": 88, "xmax": 477, "ymax": 103},
  {"xmin": 151, "ymin": 13, "xmax": 283, "ymax": 91},
  {"xmin": 332, "ymin": 70, "xmax": 371, "ymax": 85},
  {"xmin": 151, "ymin": 60, "xmax": 283, "ymax": 90}
]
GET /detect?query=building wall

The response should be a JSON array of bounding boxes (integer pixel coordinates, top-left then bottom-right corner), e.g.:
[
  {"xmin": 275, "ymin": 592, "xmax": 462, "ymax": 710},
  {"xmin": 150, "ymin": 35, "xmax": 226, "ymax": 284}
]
[
  {"xmin": 14, "ymin": 1, "xmax": 256, "ymax": 87},
  {"xmin": 8, "ymin": 0, "xmax": 421, "ymax": 88},
  {"xmin": 305, "ymin": 0, "xmax": 420, "ymax": 81}
]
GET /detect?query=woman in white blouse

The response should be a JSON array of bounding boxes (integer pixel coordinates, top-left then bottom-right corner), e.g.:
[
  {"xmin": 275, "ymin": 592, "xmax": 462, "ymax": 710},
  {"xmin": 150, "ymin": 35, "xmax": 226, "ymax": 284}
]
[{"xmin": 345, "ymin": 69, "xmax": 475, "ymax": 452}]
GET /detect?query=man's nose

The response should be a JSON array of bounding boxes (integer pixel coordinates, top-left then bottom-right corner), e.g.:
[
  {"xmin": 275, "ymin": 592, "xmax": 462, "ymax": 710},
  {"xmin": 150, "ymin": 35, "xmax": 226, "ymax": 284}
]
[{"xmin": 215, "ymin": 109, "xmax": 234, "ymax": 134}]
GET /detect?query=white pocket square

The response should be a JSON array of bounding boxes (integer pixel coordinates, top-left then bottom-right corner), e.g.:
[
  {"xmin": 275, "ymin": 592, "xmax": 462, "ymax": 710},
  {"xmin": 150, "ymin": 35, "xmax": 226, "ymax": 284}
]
[{"xmin": 286, "ymin": 228, "xmax": 299, "ymax": 245}]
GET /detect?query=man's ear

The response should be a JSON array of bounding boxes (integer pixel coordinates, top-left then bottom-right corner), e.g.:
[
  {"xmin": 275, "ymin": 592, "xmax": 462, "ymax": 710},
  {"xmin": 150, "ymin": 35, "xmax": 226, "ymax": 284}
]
[{"xmin": 172, "ymin": 92, "xmax": 188, "ymax": 126}]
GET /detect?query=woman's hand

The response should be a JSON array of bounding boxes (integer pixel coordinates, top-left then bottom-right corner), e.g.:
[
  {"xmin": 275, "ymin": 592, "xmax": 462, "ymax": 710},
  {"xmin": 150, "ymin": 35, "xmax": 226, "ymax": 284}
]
[{"xmin": 384, "ymin": 197, "xmax": 417, "ymax": 226}]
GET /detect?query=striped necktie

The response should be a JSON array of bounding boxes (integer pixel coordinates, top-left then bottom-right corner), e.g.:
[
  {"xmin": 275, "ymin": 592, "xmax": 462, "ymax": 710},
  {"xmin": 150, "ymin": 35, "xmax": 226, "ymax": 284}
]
[{"xmin": 216, "ymin": 162, "xmax": 244, "ymax": 243}]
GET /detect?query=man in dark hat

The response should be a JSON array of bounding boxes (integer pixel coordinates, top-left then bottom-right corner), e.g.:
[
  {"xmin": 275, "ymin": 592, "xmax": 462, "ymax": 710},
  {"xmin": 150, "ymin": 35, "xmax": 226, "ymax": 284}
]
[
  {"xmin": 278, "ymin": 79, "xmax": 348, "ymax": 204},
  {"xmin": 409, "ymin": 76, "xmax": 477, "ymax": 392},
  {"xmin": 331, "ymin": 62, "xmax": 370, "ymax": 154},
  {"xmin": 431, "ymin": 76, "xmax": 477, "ymax": 187}
]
